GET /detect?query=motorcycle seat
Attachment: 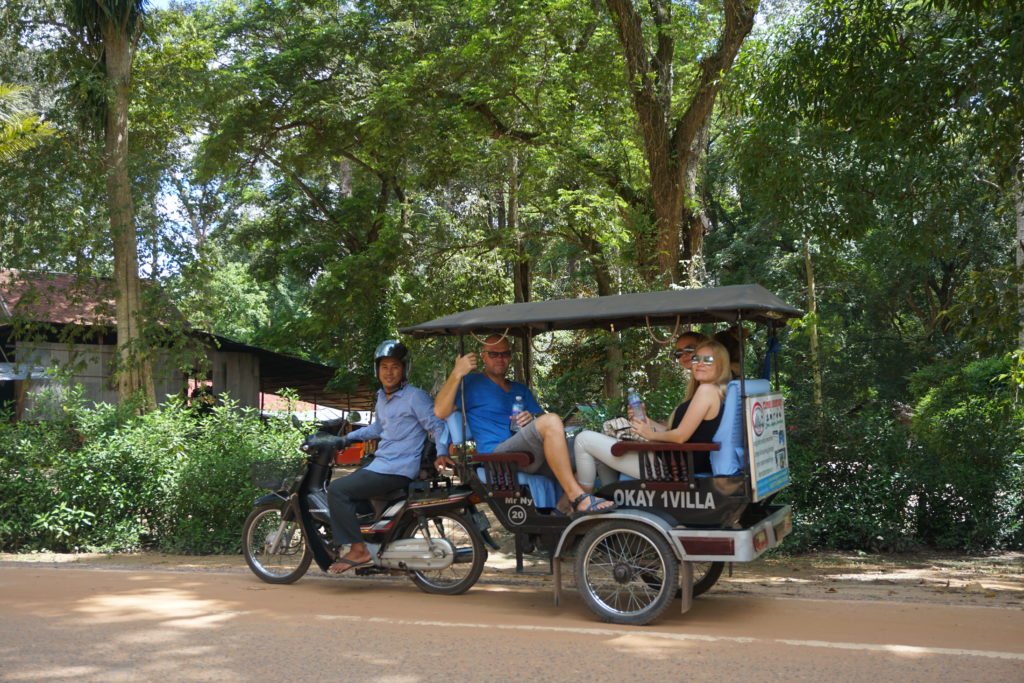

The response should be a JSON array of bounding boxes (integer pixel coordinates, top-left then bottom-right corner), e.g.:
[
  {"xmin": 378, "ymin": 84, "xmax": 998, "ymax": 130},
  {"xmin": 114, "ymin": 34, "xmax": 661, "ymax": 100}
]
[
  {"xmin": 369, "ymin": 488, "xmax": 408, "ymax": 503},
  {"xmin": 367, "ymin": 488, "xmax": 407, "ymax": 519}
]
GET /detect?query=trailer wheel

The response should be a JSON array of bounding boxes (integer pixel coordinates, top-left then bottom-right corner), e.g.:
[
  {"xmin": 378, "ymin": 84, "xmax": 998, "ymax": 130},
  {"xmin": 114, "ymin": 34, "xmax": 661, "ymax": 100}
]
[
  {"xmin": 574, "ymin": 521, "xmax": 678, "ymax": 626},
  {"xmin": 692, "ymin": 561, "xmax": 725, "ymax": 597}
]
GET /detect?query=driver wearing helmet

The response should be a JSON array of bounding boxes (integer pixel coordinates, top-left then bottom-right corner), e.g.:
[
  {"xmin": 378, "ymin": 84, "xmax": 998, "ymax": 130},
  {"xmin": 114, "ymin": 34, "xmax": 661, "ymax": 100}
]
[{"xmin": 326, "ymin": 340, "xmax": 449, "ymax": 574}]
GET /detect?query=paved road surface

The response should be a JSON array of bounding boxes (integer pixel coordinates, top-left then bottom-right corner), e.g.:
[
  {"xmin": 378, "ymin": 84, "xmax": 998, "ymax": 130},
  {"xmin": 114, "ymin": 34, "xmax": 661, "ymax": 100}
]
[{"xmin": 1, "ymin": 565, "xmax": 1021, "ymax": 681}]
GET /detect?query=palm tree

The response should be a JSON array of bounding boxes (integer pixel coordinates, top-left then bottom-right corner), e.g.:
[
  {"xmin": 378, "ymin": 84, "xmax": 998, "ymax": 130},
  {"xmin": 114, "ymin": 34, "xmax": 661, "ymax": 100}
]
[
  {"xmin": 66, "ymin": 0, "xmax": 155, "ymax": 407},
  {"xmin": 0, "ymin": 83, "xmax": 53, "ymax": 162}
]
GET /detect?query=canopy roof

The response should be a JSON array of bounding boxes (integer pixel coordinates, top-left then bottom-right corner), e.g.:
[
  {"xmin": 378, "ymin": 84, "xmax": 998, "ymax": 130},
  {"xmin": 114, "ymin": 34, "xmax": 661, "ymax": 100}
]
[{"xmin": 400, "ymin": 284, "xmax": 802, "ymax": 337}]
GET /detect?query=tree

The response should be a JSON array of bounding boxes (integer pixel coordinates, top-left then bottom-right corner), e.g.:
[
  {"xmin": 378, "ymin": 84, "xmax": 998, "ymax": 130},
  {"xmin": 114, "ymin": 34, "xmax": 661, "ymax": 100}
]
[
  {"xmin": 604, "ymin": 0, "xmax": 757, "ymax": 282},
  {"xmin": 1, "ymin": 0, "xmax": 159, "ymax": 405},
  {"xmin": 65, "ymin": 0, "xmax": 154, "ymax": 406},
  {"xmin": 708, "ymin": 0, "xmax": 1021, "ymax": 408}
]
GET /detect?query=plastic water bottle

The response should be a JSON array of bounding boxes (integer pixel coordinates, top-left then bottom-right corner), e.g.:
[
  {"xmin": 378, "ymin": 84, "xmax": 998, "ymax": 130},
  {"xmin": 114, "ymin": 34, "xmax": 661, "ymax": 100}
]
[
  {"xmin": 510, "ymin": 395, "xmax": 525, "ymax": 433},
  {"xmin": 627, "ymin": 388, "xmax": 646, "ymax": 421}
]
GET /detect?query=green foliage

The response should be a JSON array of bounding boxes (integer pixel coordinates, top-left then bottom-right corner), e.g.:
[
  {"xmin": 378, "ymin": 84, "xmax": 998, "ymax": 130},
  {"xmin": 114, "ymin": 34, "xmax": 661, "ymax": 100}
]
[
  {"xmin": 0, "ymin": 386, "xmax": 304, "ymax": 553},
  {"xmin": 779, "ymin": 404, "xmax": 920, "ymax": 553},
  {"xmin": 780, "ymin": 355, "xmax": 1023, "ymax": 553},
  {"xmin": 154, "ymin": 399, "xmax": 299, "ymax": 553},
  {"xmin": 0, "ymin": 81, "xmax": 54, "ymax": 162},
  {"xmin": 908, "ymin": 357, "xmax": 1023, "ymax": 550}
]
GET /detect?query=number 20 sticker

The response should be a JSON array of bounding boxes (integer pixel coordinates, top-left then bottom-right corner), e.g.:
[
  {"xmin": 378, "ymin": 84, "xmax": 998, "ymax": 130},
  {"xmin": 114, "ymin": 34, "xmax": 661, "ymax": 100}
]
[{"xmin": 508, "ymin": 505, "xmax": 527, "ymax": 525}]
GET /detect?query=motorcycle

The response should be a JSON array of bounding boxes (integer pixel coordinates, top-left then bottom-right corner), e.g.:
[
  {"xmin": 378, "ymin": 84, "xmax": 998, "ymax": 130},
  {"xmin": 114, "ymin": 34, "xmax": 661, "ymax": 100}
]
[{"xmin": 241, "ymin": 429, "xmax": 489, "ymax": 595}]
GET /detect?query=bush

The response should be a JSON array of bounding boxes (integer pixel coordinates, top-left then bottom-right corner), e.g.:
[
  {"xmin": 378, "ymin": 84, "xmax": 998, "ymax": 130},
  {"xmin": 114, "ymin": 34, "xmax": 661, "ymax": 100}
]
[
  {"xmin": 779, "ymin": 355, "xmax": 1023, "ymax": 554},
  {"xmin": 779, "ymin": 403, "xmax": 919, "ymax": 553},
  {"xmin": 0, "ymin": 385, "xmax": 139, "ymax": 552},
  {"xmin": 908, "ymin": 357, "xmax": 1023, "ymax": 551},
  {"xmin": 0, "ymin": 384, "xmax": 306, "ymax": 554},
  {"xmin": 153, "ymin": 400, "xmax": 301, "ymax": 554}
]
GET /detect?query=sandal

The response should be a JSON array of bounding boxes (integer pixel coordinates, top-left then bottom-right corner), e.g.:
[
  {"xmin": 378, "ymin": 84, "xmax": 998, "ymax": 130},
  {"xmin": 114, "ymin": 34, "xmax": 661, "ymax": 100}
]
[
  {"xmin": 570, "ymin": 493, "xmax": 617, "ymax": 517},
  {"xmin": 328, "ymin": 557, "xmax": 371, "ymax": 574}
]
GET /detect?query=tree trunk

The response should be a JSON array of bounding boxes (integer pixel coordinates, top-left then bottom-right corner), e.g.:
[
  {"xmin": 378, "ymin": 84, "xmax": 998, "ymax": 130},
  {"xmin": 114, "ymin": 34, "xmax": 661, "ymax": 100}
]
[
  {"xmin": 507, "ymin": 154, "xmax": 533, "ymax": 386},
  {"xmin": 605, "ymin": 0, "xmax": 757, "ymax": 284},
  {"xmin": 1016, "ymin": 153, "xmax": 1023, "ymax": 351},
  {"xmin": 102, "ymin": 22, "xmax": 154, "ymax": 408},
  {"xmin": 592, "ymin": 261, "xmax": 623, "ymax": 400},
  {"xmin": 803, "ymin": 233, "xmax": 823, "ymax": 420},
  {"xmin": 683, "ymin": 118, "xmax": 712, "ymax": 285}
]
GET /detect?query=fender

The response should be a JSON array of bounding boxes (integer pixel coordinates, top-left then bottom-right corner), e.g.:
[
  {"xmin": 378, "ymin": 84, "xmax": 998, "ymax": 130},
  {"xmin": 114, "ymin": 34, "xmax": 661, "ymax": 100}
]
[
  {"xmin": 552, "ymin": 509, "xmax": 680, "ymax": 561},
  {"xmin": 253, "ymin": 491, "xmax": 289, "ymax": 507}
]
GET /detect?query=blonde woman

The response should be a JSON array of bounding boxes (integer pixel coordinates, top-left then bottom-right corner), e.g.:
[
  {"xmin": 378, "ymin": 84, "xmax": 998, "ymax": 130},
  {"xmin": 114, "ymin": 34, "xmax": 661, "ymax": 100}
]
[{"xmin": 573, "ymin": 340, "xmax": 732, "ymax": 486}]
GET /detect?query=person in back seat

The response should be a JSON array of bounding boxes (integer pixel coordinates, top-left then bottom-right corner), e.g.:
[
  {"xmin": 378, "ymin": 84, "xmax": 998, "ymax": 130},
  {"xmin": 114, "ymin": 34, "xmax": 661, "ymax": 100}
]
[
  {"xmin": 673, "ymin": 331, "xmax": 710, "ymax": 376},
  {"xmin": 435, "ymin": 334, "xmax": 615, "ymax": 516},
  {"xmin": 326, "ymin": 340, "xmax": 449, "ymax": 574},
  {"xmin": 573, "ymin": 340, "xmax": 731, "ymax": 486}
]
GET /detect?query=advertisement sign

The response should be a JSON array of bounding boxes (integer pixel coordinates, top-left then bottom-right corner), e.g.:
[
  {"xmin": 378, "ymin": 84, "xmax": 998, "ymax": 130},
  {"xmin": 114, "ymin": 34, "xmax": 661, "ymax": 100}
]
[{"xmin": 745, "ymin": 392, "xmax": 790, "ymax": 501}]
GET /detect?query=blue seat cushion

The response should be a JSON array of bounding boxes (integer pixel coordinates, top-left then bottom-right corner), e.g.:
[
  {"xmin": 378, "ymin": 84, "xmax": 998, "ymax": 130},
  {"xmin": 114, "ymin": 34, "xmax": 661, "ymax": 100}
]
[{"xmin": 475, "ymin": 467, "xmax": 563, "ymax": 509}]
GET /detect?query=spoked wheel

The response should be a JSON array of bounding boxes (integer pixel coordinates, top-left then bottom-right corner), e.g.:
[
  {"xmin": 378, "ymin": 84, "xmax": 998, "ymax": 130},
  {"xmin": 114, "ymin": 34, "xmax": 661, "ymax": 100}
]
[
  {"xmin": 404, "ymin": 511, "xmax": 487, "ymax": 595},
  {"xmin": 242, "ymin": 504, "xmax": 312, "ymax": 584},
  {"xmin": 575, "ymin": 521, "xmax": 678, "ymax": 625},
  {"xmin": 661, "ymin": 560, "xmax": 725, "ymax": 598},
  {"xmin": 691, "ymin": 561, "xmax": 724, "ymax": 597}
]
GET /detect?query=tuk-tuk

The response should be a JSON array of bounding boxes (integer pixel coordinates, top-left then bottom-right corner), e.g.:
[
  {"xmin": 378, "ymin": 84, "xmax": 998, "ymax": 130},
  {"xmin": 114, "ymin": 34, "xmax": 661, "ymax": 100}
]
[{"xmin": 399, "ymin": 283, "xmax": 802, "ymax": 625}]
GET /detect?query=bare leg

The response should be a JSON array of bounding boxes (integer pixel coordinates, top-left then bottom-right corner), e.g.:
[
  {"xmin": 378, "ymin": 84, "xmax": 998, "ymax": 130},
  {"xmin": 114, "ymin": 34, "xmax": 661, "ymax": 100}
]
[{"xmin": 534, "ymin": 414, "xmax": 614, "ymax": 513}]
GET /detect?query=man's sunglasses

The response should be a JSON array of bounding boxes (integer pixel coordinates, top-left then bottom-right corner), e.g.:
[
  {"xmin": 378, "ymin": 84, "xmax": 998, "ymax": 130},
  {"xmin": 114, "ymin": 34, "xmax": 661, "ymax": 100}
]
[
  {"xmin": 483, "ymin": 350, "xmax": 512, "ymax": 359},
  {"xmin": 671, "ymin": 346, "xmax": 696, "ymax": 359},
  {"xmin": 691, "ymin": 355, "xmax": 716, "ymax": 366}
]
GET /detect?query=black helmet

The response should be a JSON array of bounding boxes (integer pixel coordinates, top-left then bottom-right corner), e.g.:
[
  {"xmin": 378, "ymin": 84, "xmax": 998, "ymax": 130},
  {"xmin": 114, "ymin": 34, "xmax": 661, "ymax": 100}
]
[{"xmin": 374, "ymin": 339, "xmax": 410, "ymax": 380}]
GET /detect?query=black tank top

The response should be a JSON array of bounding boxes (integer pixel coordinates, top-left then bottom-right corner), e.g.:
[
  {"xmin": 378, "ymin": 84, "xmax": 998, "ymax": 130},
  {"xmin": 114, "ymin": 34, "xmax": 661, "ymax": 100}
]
[{"xmin": 670, "ymin": 398, "xmax": 725, "ymax": 474}]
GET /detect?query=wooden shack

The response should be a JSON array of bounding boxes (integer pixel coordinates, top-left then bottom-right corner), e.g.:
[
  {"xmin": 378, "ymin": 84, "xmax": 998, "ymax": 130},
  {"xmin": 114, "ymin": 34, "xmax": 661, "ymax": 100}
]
[{"xmin": 0, "ymin": 270, "xmax": 374, "ymax": 419}]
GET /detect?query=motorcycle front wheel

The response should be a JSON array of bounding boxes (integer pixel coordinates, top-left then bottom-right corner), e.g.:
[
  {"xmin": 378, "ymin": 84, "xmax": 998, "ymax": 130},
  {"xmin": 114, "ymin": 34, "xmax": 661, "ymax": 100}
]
[
  {"xmin": 403, "ymin": 511, "xmax": 487, "ymax": 596},
  {"xmin": 242, "ymin": 504, "xmax": 312, "ymax": 584}
]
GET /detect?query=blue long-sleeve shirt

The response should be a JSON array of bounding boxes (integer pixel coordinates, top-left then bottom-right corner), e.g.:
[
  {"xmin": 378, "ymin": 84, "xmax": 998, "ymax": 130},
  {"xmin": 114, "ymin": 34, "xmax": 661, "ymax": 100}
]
[{"xmin": 347, "ymin": 384, "xmax": 448, "ymax": 480}]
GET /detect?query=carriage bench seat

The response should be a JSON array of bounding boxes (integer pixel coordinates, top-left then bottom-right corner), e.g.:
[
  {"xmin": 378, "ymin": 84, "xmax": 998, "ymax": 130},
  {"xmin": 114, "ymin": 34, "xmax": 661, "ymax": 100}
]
[
  {"xmin": 470, "ymin": 451, "xmax": 564, "ymax": 508},
  {"xmin": 610, "ymin": 441, "xmax": 719, "ymax": 489},
  {"xmin": 442, "ymin": 413, "xmax": 564, "ymax": 509}
]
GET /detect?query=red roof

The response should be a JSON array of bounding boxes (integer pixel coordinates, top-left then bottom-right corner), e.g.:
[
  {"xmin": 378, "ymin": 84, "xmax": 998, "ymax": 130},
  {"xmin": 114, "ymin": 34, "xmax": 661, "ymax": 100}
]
[{"xmin": 0, "ymin": 270, "xmax": 116, "ymax": 326}]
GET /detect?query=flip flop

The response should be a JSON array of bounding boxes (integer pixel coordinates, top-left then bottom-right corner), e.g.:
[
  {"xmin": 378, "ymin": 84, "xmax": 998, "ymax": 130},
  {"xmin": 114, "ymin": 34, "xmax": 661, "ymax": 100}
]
[
  {"xmin": 328, "ymin": 557, "xmax": 371, "ymax": 574},
  {"xmin": 570, "ymin": 493, "xmax": 617, "ymax": 517}
]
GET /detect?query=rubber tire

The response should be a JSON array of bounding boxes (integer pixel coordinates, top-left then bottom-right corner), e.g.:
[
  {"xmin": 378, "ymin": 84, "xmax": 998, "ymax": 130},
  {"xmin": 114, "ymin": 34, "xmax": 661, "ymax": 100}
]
[
  {"xmin": 242, "ymin": 504, "xmax": 312, "ymax": 584},
  {"xmin": 692, "ymin": 561, "xmax": 725, "ymax": 597},
  {"xmin": 404, "ymin": 511, "xmax": 487, "ymax": 596},
  {"xmin": 575, "ymin": 520, "xmax": 679, "ymax": 626}
]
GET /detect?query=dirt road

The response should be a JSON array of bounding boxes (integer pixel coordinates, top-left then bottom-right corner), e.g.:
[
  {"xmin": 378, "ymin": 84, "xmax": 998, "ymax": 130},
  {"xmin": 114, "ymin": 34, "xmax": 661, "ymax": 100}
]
[{"xmin": 1, "ymin": 551, "xmax": 1022, "ymax": 681}]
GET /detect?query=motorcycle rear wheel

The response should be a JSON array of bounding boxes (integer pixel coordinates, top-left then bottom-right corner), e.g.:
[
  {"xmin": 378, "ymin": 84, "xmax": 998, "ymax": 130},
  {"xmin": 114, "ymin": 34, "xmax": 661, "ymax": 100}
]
[
  {"xmin": 242, "ymin": 504, "xmax": 312, "ymax": 584},
  {"xmin": 403, "ymin": 511, "xmax": 487, "ymax": 595}
]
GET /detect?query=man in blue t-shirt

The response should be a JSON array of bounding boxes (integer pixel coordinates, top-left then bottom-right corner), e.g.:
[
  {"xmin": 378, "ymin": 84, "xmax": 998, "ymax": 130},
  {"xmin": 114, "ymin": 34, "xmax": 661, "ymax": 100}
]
[{"xmin": 434, "ymin": 334, "xmax": 614, "ymax": 516}]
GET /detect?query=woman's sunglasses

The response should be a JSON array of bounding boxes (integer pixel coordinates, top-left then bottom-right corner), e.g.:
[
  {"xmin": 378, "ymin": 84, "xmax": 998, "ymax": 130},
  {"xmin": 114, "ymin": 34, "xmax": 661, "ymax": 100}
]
[{"xmin": 691, "ymin": 355, "xmax": 716, "ymax": 366}]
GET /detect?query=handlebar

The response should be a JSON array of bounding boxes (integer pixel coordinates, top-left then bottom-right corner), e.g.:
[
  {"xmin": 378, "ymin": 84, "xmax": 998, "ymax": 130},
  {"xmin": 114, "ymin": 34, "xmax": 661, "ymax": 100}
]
[{"xmin": 301, "ymin": 432, "xmax": 350, "ymax": 456}]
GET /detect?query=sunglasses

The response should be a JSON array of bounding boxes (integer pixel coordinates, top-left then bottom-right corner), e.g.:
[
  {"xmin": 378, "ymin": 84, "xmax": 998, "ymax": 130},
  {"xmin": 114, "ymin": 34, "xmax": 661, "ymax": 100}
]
[
  {"xmin": 483, "ymin": 350, "xmax": 512, "ymax": 359},
  {"xmin": 672, "ymin": 346, "xmax": 696, "ymax": 359},
  {"xmin": 690, "ymin": 355, "xmax": 716, "ymax": 366}
]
